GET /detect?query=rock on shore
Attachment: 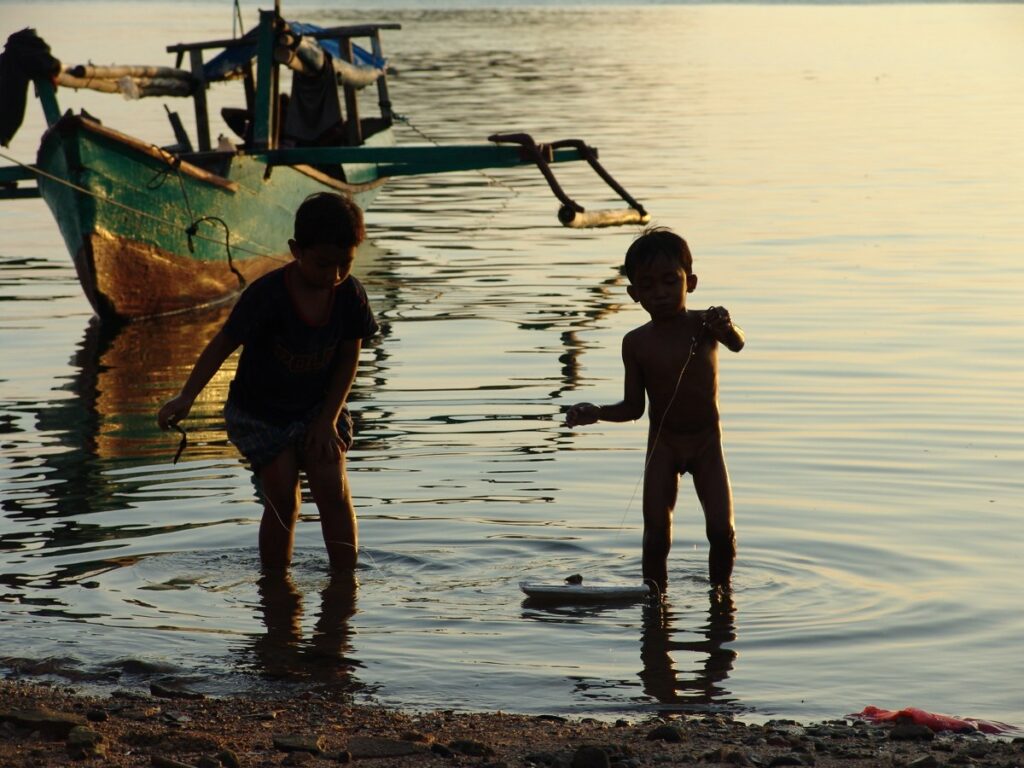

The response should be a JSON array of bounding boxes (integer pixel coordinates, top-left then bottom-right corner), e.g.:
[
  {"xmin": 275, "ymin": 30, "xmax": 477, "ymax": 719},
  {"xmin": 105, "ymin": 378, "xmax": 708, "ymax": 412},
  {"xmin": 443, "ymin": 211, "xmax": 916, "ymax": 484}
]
[{"xmin": 1, "ymin": 681, "xmax": 1021, "ymax": 768}]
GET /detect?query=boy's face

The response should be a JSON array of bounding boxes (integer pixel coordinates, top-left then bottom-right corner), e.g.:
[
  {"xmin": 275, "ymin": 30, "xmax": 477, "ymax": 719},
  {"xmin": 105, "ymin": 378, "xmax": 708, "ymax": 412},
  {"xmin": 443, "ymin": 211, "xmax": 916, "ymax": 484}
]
[
  {"xmin": 289, "ymin": 241, "xmax": 356, "ymax": 289},
  {"xmin": 626, "ymin": 253, "xmax": 697, "ymax": 320}
]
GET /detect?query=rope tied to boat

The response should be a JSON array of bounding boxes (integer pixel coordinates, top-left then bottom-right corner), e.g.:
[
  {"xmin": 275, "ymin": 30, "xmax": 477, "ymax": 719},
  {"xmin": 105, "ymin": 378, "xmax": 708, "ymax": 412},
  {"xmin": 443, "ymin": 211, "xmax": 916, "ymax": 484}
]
[
  {"xmin": 392, "ymin": 111, "xmax": 518, "ymax": 197},
  {"xmin": 186, "ymin": 216, "xmax": 246, "ymax": 289},
  {"xmin": 155, "ymin": 149, "xmax": 246, "ymax": 290}
]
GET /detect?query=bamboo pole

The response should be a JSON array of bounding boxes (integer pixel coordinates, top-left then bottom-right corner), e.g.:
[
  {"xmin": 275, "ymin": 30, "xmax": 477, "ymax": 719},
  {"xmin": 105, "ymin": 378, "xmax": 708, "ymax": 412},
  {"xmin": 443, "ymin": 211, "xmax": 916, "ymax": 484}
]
[
  {"xmin": 56, "ymin": 72, "xmax": 193, "ymax": 98},
  {"xmin": 68, "ymin": 64, "xmax": 193, "ymax": 81}
]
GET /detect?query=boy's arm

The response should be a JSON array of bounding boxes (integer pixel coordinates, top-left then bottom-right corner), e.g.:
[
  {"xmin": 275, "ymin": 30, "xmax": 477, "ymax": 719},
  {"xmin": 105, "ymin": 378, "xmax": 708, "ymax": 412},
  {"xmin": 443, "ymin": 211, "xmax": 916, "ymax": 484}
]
[
  {"xmin": 306, "ymin": 338, "xmax": 362, "ymax": 462},
  {"xmin": 157, "ymin": 329, "xmax": 240, "ymax": 429},
  {"xmin": 706, "ymin": 306, "xmax": 745, "ymax": 353},
  {"xmin": 565, "ymin": 335, "xmax": 646, "ymax": 426}
]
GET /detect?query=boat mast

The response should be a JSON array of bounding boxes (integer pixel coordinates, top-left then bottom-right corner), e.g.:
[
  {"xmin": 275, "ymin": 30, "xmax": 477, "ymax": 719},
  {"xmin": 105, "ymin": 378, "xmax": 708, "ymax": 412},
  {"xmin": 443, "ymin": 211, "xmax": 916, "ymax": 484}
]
[{"xmin": 251, "ymin": 8, "xmax": 280, "ymax": 150}]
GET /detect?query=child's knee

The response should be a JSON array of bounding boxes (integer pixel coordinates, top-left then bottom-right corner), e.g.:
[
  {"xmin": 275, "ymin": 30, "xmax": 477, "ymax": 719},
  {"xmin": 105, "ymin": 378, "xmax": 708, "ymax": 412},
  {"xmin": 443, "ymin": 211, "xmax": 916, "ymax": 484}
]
[
  {"xmin": 643, "ymin": 528, "xmax": 672, "ymax": 559},
  {"xmin": 706, "ymin": 522, "xmax": 736, "ymax": 553},
  {"xmin": 261, "ymin": 491, "xmax": 299, "ymax": 526}
]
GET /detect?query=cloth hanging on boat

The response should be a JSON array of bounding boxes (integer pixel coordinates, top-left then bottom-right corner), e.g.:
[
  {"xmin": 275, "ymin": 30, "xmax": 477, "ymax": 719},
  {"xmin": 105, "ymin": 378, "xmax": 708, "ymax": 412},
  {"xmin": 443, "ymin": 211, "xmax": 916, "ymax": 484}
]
[
  {"xmin": 0, "ymin": 28, "xmax": 61, "ymax": 146},
  {"xmin": 283, "ymin": 53, "xmax": 344, "ymax": 144}
]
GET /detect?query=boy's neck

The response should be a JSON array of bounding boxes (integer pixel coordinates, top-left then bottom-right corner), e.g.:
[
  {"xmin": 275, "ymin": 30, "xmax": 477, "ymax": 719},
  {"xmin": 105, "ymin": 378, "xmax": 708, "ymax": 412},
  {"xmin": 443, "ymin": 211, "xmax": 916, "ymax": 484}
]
[
  {"xmin": 288, "ymin": 261, "xmax": 334, "ymax": 296},
  {"xmin": 649, "ymin": 307, "xmax": 691, "ymax": 325}
]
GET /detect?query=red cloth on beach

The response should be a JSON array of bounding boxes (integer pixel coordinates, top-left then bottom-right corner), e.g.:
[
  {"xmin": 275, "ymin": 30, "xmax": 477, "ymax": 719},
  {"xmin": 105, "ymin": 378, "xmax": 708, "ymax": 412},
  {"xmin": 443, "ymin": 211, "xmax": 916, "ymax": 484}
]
[{"xmin": 852, "ymin": 706, "xmax": 1013, "ymax": 734}]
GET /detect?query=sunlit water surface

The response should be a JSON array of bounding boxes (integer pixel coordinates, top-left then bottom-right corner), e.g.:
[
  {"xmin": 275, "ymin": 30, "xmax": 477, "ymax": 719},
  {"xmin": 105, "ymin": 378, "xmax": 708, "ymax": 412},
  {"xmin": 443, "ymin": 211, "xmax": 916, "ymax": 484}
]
[{"xmin": 1, "ymin": 1, "xmax": 1022, "ymax": 725}]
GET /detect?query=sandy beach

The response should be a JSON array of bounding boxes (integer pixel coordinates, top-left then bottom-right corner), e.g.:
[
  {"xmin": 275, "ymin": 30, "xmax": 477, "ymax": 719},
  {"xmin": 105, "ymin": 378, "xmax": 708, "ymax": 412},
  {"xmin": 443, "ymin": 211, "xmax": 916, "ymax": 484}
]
[{"xmin": 1, "ymin": 680, "xmax": 1020, "ymax": 768}]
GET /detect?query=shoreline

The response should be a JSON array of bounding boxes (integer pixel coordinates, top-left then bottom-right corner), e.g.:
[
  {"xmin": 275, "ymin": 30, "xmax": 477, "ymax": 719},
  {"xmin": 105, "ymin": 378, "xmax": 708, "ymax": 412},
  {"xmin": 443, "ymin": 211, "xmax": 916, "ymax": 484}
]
[{"xmin": 2, "ymin": 680, "xmax": 1020, "ymax": 768}]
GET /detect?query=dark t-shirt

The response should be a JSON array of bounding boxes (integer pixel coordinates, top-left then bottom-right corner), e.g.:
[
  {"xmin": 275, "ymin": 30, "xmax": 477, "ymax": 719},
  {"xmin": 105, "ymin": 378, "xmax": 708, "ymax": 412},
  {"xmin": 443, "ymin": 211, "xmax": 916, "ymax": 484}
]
[{"xmin": 224, "ymin": 264, "xmax": 378, "ymax": 424}]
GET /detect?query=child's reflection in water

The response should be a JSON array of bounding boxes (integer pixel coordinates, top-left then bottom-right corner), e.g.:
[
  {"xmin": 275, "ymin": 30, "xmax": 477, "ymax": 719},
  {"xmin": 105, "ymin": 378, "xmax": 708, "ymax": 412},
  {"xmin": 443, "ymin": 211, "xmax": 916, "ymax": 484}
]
[
  {"xmin": 252, "ymin": 571, "xmax": 361, "ymax": 687},
  {"xmin": 639, "ymin": 589, "xmax": 737, "ymax": 710}
]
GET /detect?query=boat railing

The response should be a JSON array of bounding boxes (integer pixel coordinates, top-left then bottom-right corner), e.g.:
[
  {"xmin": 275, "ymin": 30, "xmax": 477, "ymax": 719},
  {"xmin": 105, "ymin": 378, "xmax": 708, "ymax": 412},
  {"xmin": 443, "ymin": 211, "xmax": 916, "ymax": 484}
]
[
  {"xmin": 164, "ymin": 24, "xmax": 400, "ymax": 56},
  {"xmin": 165, "ymin": 17, "xmax": 401, "ymax": 152}
]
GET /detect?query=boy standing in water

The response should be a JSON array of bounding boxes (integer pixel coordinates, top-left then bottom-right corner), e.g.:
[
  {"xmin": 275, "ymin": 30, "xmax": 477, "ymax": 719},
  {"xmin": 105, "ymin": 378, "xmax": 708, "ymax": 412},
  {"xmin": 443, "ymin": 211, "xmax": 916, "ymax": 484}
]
[
  {"xmin": 565, "ymin": 228, "xmax": 744, "ymax": 593},
  {"xmin": 158, "ymin": 192, "xmax": 378, "ymax": 571}
]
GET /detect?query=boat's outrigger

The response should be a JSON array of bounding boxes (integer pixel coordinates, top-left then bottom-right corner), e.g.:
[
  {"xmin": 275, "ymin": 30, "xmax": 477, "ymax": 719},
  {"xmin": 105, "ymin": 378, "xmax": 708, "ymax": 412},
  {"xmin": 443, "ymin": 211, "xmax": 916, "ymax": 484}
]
[
  {"xmin": 0, "ymin": 6, "xmax": 649, "ymax": 320},
  {"xmin": 489, "ymin": 133, "xmax": 648, "ymax": 228}
]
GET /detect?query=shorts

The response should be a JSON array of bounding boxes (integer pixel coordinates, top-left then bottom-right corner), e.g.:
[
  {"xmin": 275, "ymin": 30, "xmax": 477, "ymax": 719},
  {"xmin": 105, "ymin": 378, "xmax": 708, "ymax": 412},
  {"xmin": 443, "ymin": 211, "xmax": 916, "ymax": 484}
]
[{"xmin": 224, "ymin": 399, "xmax": 353, "ymax": 472}]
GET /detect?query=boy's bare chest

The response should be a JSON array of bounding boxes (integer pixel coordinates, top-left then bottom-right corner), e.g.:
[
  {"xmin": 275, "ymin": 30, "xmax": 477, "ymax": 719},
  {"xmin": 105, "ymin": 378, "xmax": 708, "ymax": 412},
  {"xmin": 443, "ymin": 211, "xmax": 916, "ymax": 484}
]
[
  {"xmin": 640, "ymin": 342, "xmax": 710, "ymax": 376},
  {"xmin": 632, "ymin": 328, "xmax": 716, "ymax": 398}
]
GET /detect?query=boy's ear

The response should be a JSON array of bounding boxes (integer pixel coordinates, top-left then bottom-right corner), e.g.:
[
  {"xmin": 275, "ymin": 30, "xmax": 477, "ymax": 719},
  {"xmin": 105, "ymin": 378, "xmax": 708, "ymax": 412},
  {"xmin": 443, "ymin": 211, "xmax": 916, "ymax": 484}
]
[
  {"xmin": 287, "ymin": 239, "xmax": 301, "ymax": 259},
  {"xmin": 626, "ymin": 284, "xmax": 640, "ymax": 303},
  {"xmin": 687, "ymin": 274, "xmax": 698, "ymax": 293}
]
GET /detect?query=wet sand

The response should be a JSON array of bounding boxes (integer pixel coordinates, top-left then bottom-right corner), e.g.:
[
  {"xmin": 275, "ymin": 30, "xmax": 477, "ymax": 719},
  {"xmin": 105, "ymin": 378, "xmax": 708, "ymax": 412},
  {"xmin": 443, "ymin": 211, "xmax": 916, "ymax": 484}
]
[{"xmin": 1, "ymin": 680, "xmax": 1020, "ymax": 767}]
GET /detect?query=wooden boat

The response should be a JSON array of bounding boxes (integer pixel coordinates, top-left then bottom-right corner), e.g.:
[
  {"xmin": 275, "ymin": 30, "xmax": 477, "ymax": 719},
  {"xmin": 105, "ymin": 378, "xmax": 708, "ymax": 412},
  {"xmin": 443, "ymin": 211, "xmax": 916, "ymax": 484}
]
[{"xmin": 0, "ymin": 8, "xmax": 649, "ymax": 323}]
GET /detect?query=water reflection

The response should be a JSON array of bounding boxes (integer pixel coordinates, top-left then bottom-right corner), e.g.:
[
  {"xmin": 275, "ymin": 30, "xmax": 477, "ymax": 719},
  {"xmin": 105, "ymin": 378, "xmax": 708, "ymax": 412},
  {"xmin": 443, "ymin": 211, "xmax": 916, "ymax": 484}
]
[
  {"xmin": 1, "ymin": 238, "xmax": 397, "ymax": 518},
  {"xmin": 249, "ymin": 571, "xmax": 364, "ymax": 693},
  {"xmin": 0, "ymin": 265, "xmax": 394, "ymax": 645},
  {"xmin": 519, "ymin": 588, "xmax": 738, "ymax": 715},
  {"xmin": 1, "ymin": 306, "xmax": 234, "ymax": 522},
  {"xmin": 640, "ymin": 590, "xmax": 738, "ymax": 713}
]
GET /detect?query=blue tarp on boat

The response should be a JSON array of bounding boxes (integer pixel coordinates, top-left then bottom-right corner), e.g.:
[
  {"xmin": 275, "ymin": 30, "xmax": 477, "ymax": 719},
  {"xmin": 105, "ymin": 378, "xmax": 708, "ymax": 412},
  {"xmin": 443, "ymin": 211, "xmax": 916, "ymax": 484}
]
[{"xmin": 203, "ymin": 21, "xmax": 385, "ymax": 82}]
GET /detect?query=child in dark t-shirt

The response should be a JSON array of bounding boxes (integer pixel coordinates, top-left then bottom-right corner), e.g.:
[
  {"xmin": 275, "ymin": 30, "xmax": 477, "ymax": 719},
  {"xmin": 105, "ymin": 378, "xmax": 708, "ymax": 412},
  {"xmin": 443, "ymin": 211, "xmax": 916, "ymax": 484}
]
[{"xmin": 158, "ymin": 193, "xmax": 378, "ymax": 572}]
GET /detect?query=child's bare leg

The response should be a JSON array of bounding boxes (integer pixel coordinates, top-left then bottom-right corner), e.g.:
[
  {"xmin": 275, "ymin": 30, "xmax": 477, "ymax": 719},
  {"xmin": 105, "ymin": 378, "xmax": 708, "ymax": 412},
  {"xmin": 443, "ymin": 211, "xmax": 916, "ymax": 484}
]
[
  {"xmin": 642, "ymin": 448, "xmax": 679, "ymax": 594},
  {"xmin": 692, "ymin": 442, "xmax": 736, "ymax": 588},
  {"xmin": 309, "ymin": 570, "xmax": 358, "ymax": 664},
  {"xmin": 258, "ymin": 449, "xmax": 301, "ymax": 570},
  {"xmin": 305, "ymin": 451, "xmax": 358, "ymax": 571}
]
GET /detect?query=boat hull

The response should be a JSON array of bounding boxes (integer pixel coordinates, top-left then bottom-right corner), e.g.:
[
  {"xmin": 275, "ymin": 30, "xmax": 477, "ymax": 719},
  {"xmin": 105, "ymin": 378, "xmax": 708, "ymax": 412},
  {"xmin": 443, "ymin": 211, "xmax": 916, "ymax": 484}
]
[{"xmin": 37, "ymin": 114, "xmax": 391, "ymax": 321}]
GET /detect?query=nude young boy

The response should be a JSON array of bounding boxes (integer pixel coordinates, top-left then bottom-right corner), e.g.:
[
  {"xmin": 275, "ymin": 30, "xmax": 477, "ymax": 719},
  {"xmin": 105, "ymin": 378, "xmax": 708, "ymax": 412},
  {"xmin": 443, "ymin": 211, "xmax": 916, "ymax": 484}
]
[{"xmin": 565, "ymin": 227, "xmax": 744, "ymax": 594}]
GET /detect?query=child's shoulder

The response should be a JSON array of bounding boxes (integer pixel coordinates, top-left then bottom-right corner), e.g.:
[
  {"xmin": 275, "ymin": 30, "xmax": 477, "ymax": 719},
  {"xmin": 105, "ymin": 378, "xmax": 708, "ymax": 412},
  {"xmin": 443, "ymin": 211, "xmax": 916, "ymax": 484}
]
[
  {"xmin": 622, "ymin": 320, "xmax": 655, "ymax": 351},
  {"xmin": 237, "ymin": 264, "xmax": 288, "ymax": 300},
  {"xmin": 229, "ymin": 266, "xmax": 288, "ymax": 319}
]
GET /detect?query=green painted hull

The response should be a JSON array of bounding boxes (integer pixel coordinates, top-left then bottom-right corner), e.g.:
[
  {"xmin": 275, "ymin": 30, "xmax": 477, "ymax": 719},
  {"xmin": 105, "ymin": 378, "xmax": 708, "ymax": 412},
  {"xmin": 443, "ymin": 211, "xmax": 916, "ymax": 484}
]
[{"xmin": 37, "ymin": 114, "xmax": 391, "ymax": 321}]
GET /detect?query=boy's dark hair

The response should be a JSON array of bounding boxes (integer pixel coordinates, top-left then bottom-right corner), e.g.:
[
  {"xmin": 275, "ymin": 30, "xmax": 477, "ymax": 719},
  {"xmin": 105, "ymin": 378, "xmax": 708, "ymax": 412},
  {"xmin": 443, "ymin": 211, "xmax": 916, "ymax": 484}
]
[
  {"xmin": 622, "ymin": 226, "xmax": 692, "ymax": 282},
  {"xmin": 293, "ymin": 192, "xmax": 366, "ymax": 249}
]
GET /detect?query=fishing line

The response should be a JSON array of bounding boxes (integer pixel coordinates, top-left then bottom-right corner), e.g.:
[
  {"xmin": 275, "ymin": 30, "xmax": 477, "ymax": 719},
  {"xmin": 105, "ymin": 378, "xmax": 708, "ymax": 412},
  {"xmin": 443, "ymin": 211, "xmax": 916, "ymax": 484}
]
[
  {"xmin": 612, "ymin": 319, "xmax": 707, "ymax": 540},
  {"xmin": 260, "ymin": 452, "xmax": 386, "ymax": 579}
]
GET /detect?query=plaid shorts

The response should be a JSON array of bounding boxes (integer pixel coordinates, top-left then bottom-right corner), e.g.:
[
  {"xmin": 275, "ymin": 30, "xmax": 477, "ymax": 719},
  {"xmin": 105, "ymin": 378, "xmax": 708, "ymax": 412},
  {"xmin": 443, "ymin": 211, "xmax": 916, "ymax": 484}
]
[{"xmin": 224, "ymin": 399, "xmax": 354, "ymax": 472}]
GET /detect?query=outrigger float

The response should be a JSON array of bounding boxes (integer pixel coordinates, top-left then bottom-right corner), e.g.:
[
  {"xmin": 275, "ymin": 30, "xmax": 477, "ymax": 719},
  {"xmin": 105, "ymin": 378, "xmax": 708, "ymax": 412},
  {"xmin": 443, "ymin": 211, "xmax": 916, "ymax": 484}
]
[{"xmin": 0, "ymin": 5, "xmax": 648, "ymax": 323}]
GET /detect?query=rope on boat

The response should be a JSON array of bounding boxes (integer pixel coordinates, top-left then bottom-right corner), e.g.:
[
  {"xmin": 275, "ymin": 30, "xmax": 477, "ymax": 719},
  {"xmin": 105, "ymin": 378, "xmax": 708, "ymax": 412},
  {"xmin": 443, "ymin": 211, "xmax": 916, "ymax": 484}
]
[
  {"xmin": 0, "ymin": 149, "xmax": 287, "ymax": 262},
  {"xmin": 391, "ymin": 112, "xmax": 518, "ymax": 197},
  {"xmin": 149, "ymin": 152, "xmax": 247, "ymax": 290}
]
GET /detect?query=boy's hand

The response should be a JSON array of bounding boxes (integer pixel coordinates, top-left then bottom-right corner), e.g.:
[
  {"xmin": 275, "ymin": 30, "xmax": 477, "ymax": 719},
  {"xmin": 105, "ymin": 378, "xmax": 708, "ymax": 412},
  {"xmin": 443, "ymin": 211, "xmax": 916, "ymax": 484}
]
[
  {"xmin": 157, "ymin": 395, "xmax": 194, "ymax": 430},
  {"xmin": 704, "ymin": 306, "xmax": 734, "ymax": 337},
  {"xmin": 704, "ymin": 306, "xmax": 745, "ymax": 352},
  {"xmin": 565, "ymin": 402, "xmax": 600, "ymax": 428},
  {"xmin": 306, "ymin": 417, "xmax": 351, "ymax": 464}
]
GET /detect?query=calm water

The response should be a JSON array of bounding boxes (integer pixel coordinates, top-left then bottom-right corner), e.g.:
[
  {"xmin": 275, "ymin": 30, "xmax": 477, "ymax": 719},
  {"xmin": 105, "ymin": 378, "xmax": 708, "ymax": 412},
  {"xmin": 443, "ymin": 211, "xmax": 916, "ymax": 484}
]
[{"xmin": 1, "ymin": 1, "xmax": 1022, "ymax": 726}]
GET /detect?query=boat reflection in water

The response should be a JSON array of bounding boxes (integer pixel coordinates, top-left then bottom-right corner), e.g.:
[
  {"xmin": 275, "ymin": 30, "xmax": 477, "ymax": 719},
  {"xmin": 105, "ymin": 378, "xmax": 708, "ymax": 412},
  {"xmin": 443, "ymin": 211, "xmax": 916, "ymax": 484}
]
[
  {"xmin": 78, "ymin": 304, "xmax": 237, "ymax": 465},
  {"xmin": 2, "ymin": 302, "xmax": 239, "ymax": 540}
]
